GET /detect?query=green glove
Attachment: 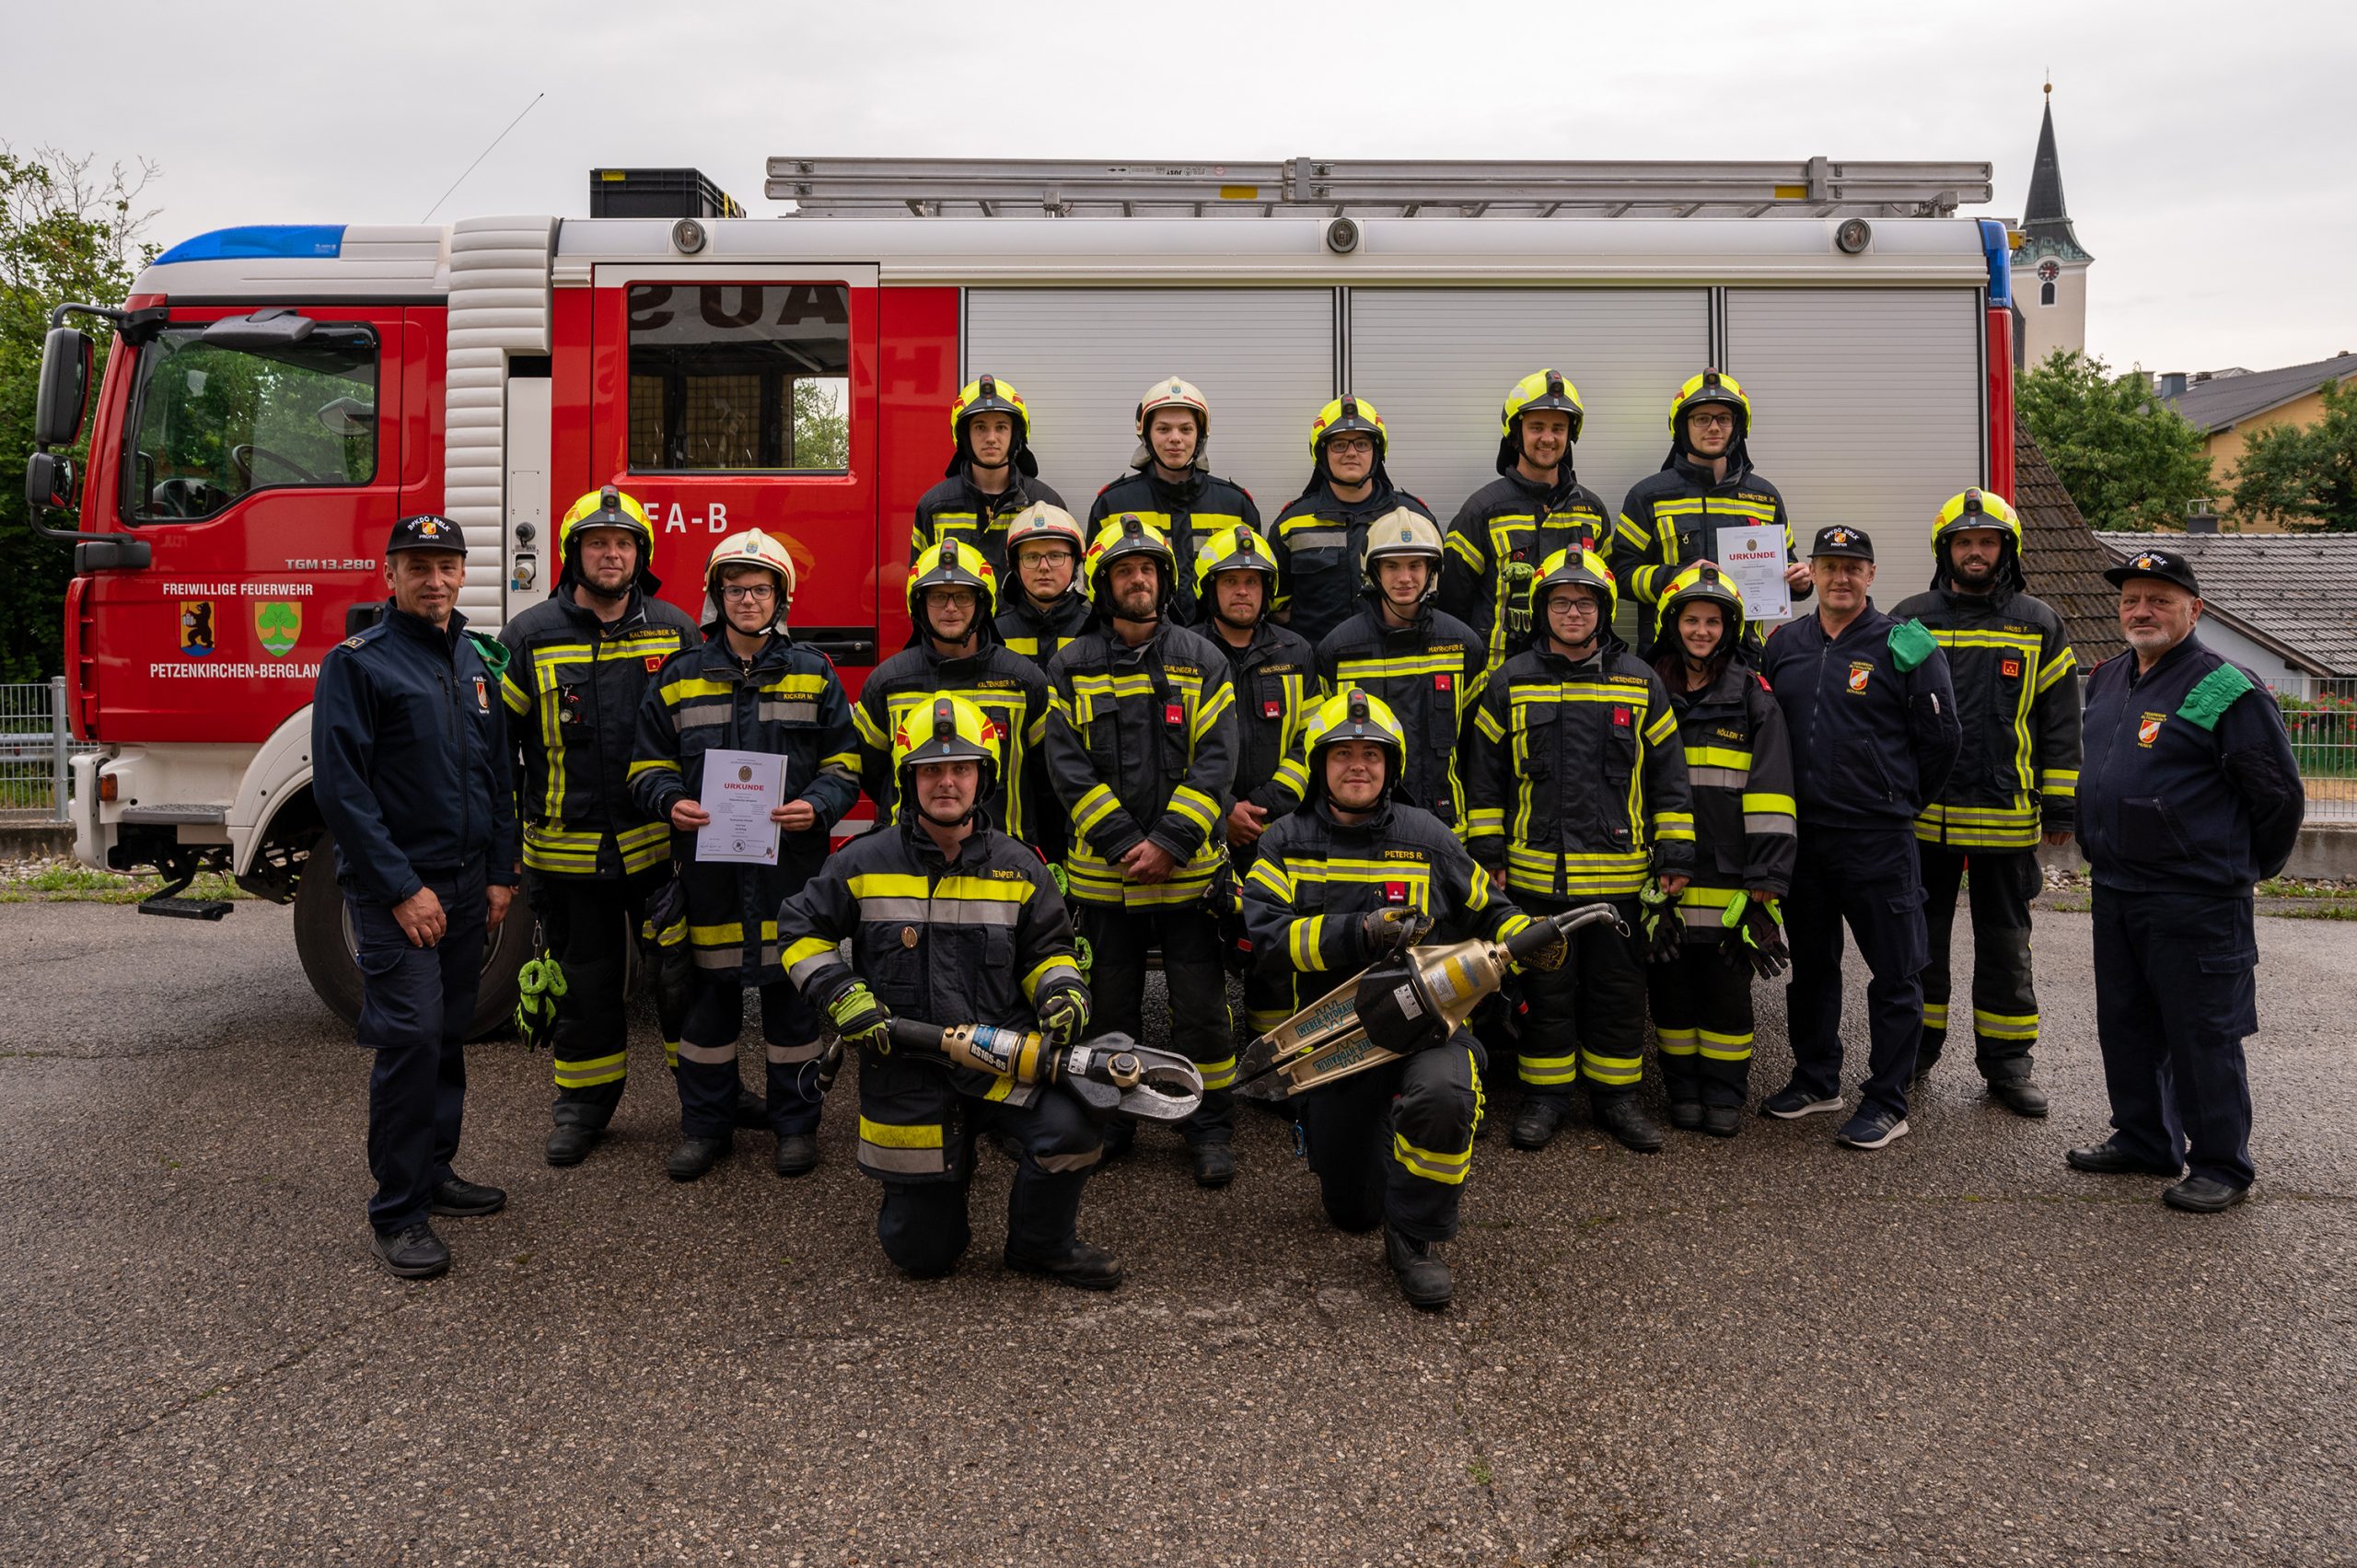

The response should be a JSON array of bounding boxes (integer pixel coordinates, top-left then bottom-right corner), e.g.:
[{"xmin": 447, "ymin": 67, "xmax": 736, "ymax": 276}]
[
  {"xmin": 1888, "ymin": 618, "xmax": 1937, "ymax": 674},
  {"xmin": 513, "ymin": 955, "xmax": 564, "ymax": 1050},
  {"xmin": 1636, "ymin": 879, "xmax": 1684, "ymax": 964},
  {"xmin": 1037, "ymin": 987, "xmax": 1089, "ymax": 1049},
  {"xmin": 827, "ymin": 981, "xmax": 892, "ymax": 1053},
  {"xmin": 1047, "ymin": 863, "xmax": 1071, "ymax": 899}
]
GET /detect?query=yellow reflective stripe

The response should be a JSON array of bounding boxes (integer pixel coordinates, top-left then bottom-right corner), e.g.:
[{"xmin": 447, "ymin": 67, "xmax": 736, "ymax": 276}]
[
  {"xmin": 1473, "ymin": 707, "xmax": 1506, "ymax": 744},
  {"xmin": 1167, "ymin": 784, "xmax": 1219, "ymax": 834},
  {"xmin": 1022, "ymin": 955, "xmax": 1081, "ymax": 1002},
  {"xmin": 783, "ymin": 936, "xmax": 838, "ymax": 982},
  {"xmin": 627, "ymin": 758, "xmax": 679, "ymax": 781},
  {"xmin": 1581, "ymin": 1049, "xmax": 1642, "ymax": 1086},
  {"xmin": 1697, "ymin": 1028, "xmax": 1753, "ymax": 1061},
  {"xmin": 1741, "ymin": 793, "xmax": 1796, "ymax": 816},
  {"xmin": 1923, "ymin": 1002, "xmax": 1949, "ymax": 1028},
  {"xmin": 852, "ymin": 702, "xmax": 888, "ymax": 749},
  {"xmin": 552, "ymin": 1051, "xmax": 629, "ymax": 1088},
  {"xmin": 1392, "ymin": 1131, "xmax": 1472, "ymax": 1185},
  {"xmin": 499, "ymin": 671, "xmax": 531, "ymax": 714},
  {"xmin": 936, "ymin": 875, "xmax": 1031, "ymax": 905},
  {"xmin": 1192, "ymin": 679, "xmax": 1234, "ymax": 741},
  {"xmin": 1465, "ymin": 807, "xmax": 1505, "ymax": 833},
  {"xmin": 848, "ymin": 873, "xmax": 930, "ymax": 900},
  {"xmin": 1199, "ymin": 1053, "xmax": 1237, "ymax": 1091},
  {"xmin": 2041, "ymin": 770, "xmax": 2079, "ymax": 796},
  {"xmin": 1517, "ymin": 1052, "xmax": 1578, "ymax": 1086},
  {"xmin": 1655, "ymin": 1028, "xmax": 1699, "ymax": 1056},
  {"xmin": 1973, "ymin": 1009, "xmax": 2040, "ymax": 1040},
  {"xmin": 1688, "ymin": 745, "xmax": 1753, "ymax": 770},
  {"xmin": 1445, "ymin": 530, "xmax": 1484, "ymax": 570},
  {"xmin": 1289, "ymin": 915, "xmax": 1326, "ymax": 971},
  {"xmin": 1073, "ymin": 784, "xmax": 1121, "ymax": 836},
  {"xmin": 1654, "ymin": 810, "xmax": 1695, "ymax": 841},
  {"xmin": 2037, "ymin": 648, "xmax": 2078, "ymax": 692},
  {"xmin": 858, "ymin": 1117, "xmax": 944, "ymax": 1149},
  {"xmin": 1643, "ymin": 708, "xmax": 1678, "ymax": 746},
  {"xmin": 659, "ymin": 676, "xmax": 734, "ymax": 703},
  {"xmin": 1613, "ymin": 511, "xmax": 1650, "ymax": 550},
  {"xmin": 1246, "ymin": 858, "xmax": 1294, "ymax": 901}
]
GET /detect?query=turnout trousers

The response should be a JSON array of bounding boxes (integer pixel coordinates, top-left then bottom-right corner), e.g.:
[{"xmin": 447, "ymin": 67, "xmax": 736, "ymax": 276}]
[
  {"xmin": 867, "ymin": 1085, "xmax": 1105, "ymax": 1278},
  {"xmin": 350, "ymin": 863, "xmax": 488, "ymax": 1234},
  {"xmin": 1916, "ymin": 844, "xmax": 2041, "ymax": 1085},
  {"xmin": 525, "ymin": 866, "xmax": 675, "ymax": 1130},
  {"xmin": 1511, "ymin": 894, "xmax": 1647, "ymax": 1106},
  {"xmin": 2092, "ymin": 887, "xmax": 2258, "ymax": 1190},
  {"xmin": 1296, "ymin": 1033, "xmax": 1485, "ymax": 1245},
  {"xmin": 1645, "ymin": 936, "xmax": 1758, "ymax": 1109},
  {"xmin": 676, "ymin": 976, "xmax": 828, "ymax": 1139},
  {"xmin": 1784, "ymin": 826, "xmax": 1929, "ymax": 1119},
  {"xmin": 1075, "ymin": 902, "xmax": 1235, "ymax": 1144}
]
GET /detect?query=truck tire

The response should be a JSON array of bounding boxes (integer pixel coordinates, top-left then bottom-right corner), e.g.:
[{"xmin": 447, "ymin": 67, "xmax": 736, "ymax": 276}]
[{"xmin": 291, "ymin": 835, "xmax": 533, "ymax": 1040}]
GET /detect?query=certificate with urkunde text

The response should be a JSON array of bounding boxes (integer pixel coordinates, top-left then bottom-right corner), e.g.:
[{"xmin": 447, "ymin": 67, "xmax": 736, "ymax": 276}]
[{"xmin": 695, "ymin": 749, "xmax": 784, "ymax": 865}]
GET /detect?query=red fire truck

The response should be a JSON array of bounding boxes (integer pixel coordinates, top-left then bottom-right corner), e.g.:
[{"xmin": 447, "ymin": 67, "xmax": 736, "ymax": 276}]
[{"xmin": 24, "ymin": 157, "xmax": 2015, "ymax": 1031}]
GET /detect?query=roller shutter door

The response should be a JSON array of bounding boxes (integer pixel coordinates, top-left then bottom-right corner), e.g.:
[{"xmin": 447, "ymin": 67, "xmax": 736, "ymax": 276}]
[
  {"xmin": 1345, "ymin": 289, "xmax": 1710, "ymax": 531},
  {"xmin": 1724, "ymin": 288, "xmax": 1985, "ymax": 603},
  {"xmin": 964, "ymin": 289, "xmax": 1336, "ymax": 524}
]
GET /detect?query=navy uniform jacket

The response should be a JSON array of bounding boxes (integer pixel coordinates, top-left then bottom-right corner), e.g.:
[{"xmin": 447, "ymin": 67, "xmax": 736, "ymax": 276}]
[
  {"xmin": 312, "ymin": 602, "xmax": 519, "ymax": 906},
  {"xmin": 2079, "ymin": 634, "xmax": 2305, "ymax": 896},
  {"xmin": 1759, "ymin": 603, "xmax": 1962, "ymax": 830},
  {"xmin": 1087, "ymin": 467, "xmax": 1261, "ymax": 627}
]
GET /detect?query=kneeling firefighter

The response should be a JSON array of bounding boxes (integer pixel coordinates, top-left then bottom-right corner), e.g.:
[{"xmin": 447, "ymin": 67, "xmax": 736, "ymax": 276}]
[
  {"xmin": 1641, "ymin": 563, "xmax": 1797, "ymax": 1136},
  {"xmin": 1241, "ymin": 689, "xmax": 1550, "ymax": 1309},
  {"xmin": 776, "ymin": 694, "xmax": 1119, "ymax": 1288}
]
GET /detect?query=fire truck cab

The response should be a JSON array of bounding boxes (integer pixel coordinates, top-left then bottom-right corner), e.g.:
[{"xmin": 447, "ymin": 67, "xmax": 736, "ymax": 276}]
[{"xmin": 24, "ymin": 157, "xmax": 2014, "ymax": 1032}]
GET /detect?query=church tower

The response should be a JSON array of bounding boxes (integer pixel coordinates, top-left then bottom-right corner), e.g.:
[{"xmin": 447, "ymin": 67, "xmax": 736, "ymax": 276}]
[{"xmin": 2013, "ymin": 83, "xmax": 2094, "ymax": 369}]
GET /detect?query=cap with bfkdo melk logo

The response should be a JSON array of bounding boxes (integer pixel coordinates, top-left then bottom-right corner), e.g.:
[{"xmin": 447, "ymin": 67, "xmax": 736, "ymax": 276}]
[
  {"xmin": 2103, "ymin": 546, "xmax": 2200, "ymax": 596},
  {"xmin": 1808, "ymin": 525, "xmax": 1875, "ymax": 562},
  {"xmin": 386, "ymin": 514, "xmax": 468, "ymax": 555}
]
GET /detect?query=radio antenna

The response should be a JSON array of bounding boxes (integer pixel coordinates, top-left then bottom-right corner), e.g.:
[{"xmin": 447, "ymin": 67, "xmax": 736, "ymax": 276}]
[{"xmin": 419, "ymin": 92, "xmax": 545, "ymax": 224}]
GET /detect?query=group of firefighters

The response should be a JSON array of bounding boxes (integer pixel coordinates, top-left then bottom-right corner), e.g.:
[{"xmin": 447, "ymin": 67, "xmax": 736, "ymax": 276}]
[{"xmin": 312, "ymin": 365, "xmax": 2306, "ymax": 1310}]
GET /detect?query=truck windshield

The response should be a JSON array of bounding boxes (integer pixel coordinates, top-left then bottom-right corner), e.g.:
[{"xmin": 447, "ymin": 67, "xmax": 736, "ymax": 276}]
[{"xmin": 121, "ymin": 324, "xmax": 378, "ymax": 523}]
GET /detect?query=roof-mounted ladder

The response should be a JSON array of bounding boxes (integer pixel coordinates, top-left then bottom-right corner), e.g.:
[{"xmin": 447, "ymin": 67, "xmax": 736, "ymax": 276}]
[{"xmin": 763, "ymin": 157, "xmax": 1992, "ymax": 219}]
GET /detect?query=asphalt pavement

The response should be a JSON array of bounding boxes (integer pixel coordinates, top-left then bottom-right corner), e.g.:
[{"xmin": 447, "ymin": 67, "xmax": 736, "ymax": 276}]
[{"xmin": 1, "ymin": 897, "xmax": 2351, "ymax": 1565}]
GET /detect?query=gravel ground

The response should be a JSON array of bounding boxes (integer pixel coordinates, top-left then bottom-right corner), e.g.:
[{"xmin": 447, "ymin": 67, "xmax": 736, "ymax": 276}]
[{"xmin": 0, "ymin": 898, "xmax": 2351, "ymax": 1565}]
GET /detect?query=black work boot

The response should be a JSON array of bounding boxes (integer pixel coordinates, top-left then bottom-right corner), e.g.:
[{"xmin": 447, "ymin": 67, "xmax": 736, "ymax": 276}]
[
  {"xmin": 372, "ymin": 1221, "xmax": 450, "ymax": 1280},
  {"xmin": 1191, "ymin": 1141, "xmax": 1236, "ymax": 1189},
  {"xmin": 733, "ymin": 1086, "xmax": 771, "ymax": 1130},
  {"xmin": 1987, "ymin": 1076, "xmax": 2049, "ymax": 1119},
  {"xmin": 773, "ymin": 1132, "xmax": 819, "ymax": 1178},
  {"xmin": 1384, "ymin": 1225, "xmax": 1453, "ymax": 1310},
  {"xmin": 1668, "ymin": 1099, "xmax": 1705, "ymax": 1132},
  {"xmin": 1510, "ymin": 1098, "xmax": 1566, "ymax": 1150},
  {"xmin": 1700, "ymin": 1104, "xmax": 1742, "ymax": 1139},
  {"xmin": 545, "ymin": 1123, "xmax": 601, "ymax": 1167},
  {"xmin": 430, "ymin": 1176, "xmax": 507, "ymax": 1217},
  {"xmin": 667, "ymin": 1132, "xmax": 732, "ymax": 1182},
  {"xmin": 1005, "ymin": 1238, "xmax": 1124, "ymax": 1291},
  {"xmin": 1593, "ymin": 1097, "xmax": 1666, "ymax": 1154}
]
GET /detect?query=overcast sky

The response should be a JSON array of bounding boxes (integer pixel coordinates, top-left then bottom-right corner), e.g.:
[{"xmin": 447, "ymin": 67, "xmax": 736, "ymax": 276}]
[{"xmin": 14, "ymin": 0, "xmax": 2352, "ymax": 377}]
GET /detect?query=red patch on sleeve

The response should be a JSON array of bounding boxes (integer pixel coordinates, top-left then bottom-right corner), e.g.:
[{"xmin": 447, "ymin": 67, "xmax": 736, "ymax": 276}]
[
  {"xmin": 1434, "ymin": 673, "xmax": 1453, "ymax": 692},
  {"xmin": 644, "ymin": 655, "xmax": 665, "ymax": 671},
  {"xmin": 1612, "ymin": 706, "xmax": 1631, "ymax": 727},
  {"xmin": 1383, "ymin": 882, "xmax": 1408, "ymax": 903},
  {"xmin": 1165, "ymin": 702, "xmax": 1186, "ymax": 727},
  {"xmin": 1261, "ymin": 698, "xmax": 1282, "ymax": 718}
]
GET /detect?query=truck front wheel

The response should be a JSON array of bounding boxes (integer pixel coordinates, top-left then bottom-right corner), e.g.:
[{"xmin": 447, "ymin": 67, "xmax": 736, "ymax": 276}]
[{"xmin": 290, "ymin": 836, "xmax": 533, "ymax": 1039}]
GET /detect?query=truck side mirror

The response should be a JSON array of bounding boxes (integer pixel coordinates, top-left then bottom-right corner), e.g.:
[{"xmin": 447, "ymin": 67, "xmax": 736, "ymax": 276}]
[
  {"xmin": 25, "ymin": 450, "xmax": 75, "ymax": 515},
  {"xmin": 33, "ymin": 327, "xmax": 93, "ymax": 449}
]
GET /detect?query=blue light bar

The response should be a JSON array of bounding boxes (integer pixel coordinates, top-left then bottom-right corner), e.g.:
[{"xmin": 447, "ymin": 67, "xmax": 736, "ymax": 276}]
[
  {"xmin": 1977, "ymin": 218, "xmax": 2012, "ymax": 308},
  {"xmin": 155, "ymin": 225, "xmax": 347, "ymax": 265}
]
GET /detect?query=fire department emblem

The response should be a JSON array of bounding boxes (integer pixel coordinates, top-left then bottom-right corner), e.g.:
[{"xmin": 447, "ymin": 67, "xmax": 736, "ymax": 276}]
[
  {"xmin": 2138, "ymin": 713, "xmax": 2164, "ymax": 748},
  {"xmin": 254, "ymin": 599, "xmax": 301, "ymax": 658},
  {"xmin": 1847, "ymin": 662, "xmax": 1873, "ymax": 693},
  {"xmin": 178, "ymin": 600, "xmax": 216, "ymax": 658}
]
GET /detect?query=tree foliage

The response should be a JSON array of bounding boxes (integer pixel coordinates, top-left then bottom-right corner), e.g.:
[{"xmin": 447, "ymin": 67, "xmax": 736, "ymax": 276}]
[
  {"xmin": 2229, "ymin": 378, "xmax": 2357, "ymax": 531},
  {"xmin": 0, "ymin": 144, "xmax": 158, "ymax": 682},
  {"xmin": 2016, "ymin": 349, "xmax": 2212, "ymax": 533}
]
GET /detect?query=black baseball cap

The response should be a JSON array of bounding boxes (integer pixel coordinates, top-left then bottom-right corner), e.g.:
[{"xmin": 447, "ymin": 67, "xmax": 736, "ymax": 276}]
[
  {"xmin": 1809, "ymin": 525, "xmax": 1875, "ymax": 562},
  {"xmin": 386, "ymin": 514, "xmax": 467, "ymax": 555},
  {"xmin": 2103, "ymin": 546, "xmax": 2200, "ymax": 595}
]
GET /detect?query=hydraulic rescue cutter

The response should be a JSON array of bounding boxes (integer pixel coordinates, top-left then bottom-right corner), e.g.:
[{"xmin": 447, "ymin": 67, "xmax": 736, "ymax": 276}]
[
  {"xmin": 885, "ymin": 1018, "xmax": 1204, "ymax": 1122},
  {"xmin": 1235, "ymin": 903, "xmax": 1628, "ymax": 1101}
]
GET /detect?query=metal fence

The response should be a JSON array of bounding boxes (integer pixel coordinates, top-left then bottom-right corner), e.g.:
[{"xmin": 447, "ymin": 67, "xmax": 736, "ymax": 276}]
[
  {"xmin": 0, "ymin": 679, "xmax": 95, "ymax": 824},
  {"xmin": 2267, "ymin": 677, "xmax": 2357, "ymax": 823}
]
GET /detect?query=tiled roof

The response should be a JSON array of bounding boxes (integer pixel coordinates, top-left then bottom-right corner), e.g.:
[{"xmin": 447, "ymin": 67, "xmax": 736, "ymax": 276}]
[
  {"xmin": 2159, "ymin": 353, "xmax": 2357, "ymax": 435},
  {"xmin": 2092, "ymin": 530, "xmax": 2357, "ymax": 676},
  {"xmin": 2014, "ymin": 414, "xmax": 2128, "ymax": 668}
]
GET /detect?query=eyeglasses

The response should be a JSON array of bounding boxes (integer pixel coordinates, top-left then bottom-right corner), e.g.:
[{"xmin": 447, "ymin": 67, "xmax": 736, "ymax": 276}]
[
  {"xmin": 1546, "ymin": 597, "xmax": 1601, "ymax": 618},
  {"xmin": 1324, "ymin": 436, "xmax": 1376, "ymax": 455},
  {"xmin": 1687, "ymin": 411, "xmax": 1736, "ymax": 429},
  {"xmin": 720, "ymin": 584, "xmax": 776, "ymax": 602}
]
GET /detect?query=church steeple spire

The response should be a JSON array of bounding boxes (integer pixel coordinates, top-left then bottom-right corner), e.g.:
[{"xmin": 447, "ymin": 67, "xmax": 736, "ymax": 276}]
[{"xmin": 2023, "ymin": 82, "xmax": 2092, "ymax": 261}]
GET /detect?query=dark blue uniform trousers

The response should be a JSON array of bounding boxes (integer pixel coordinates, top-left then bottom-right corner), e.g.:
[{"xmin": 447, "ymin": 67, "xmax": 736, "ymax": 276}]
[
  {"xmin": 1784, "ymin": 826, "xmax": 1929, "ymax": 1118},
  {"xmin": 677, "ymin": 977, "xmax": 827, "ymax": 1139},
  {"xmin": 877, "ymin": 1089, "xmax": 1102, "ymax": 1277},
  {"xmin": 2092, "ymin": 887, "xmax": 2258, "ymax": 1190},
  {"xmin": 351, "ymin": 865, "xmax": 487, "ymax": 1234},
  {"xmin": 1297, "ymin": 1033, "xmax": 1484, "ymax": 1245}
]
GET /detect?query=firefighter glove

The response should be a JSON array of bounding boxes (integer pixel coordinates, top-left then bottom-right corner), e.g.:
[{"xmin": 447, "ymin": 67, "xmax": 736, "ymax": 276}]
[
  {"xmin": 1519, "ymin": 928, "xmax": 1569, "ymax": 974},
  {"xmin": 827, "ymin": 981, "xmax": 893, "ymax": 1053},
  {"xmin": 1357, "ymin": 906, "xmax": 1431, "ymax": 962},
  {"xmin": 514, "ymin": 956, "xmax": 565, "ymax": 1050},
  {"xmin": 1637, "ymin": 880, "xmax": 1685, "ymax": 963},
  {"xmin": 1722, "ymin": 891, "xmax": 1792, "ymax": 980},
  {"xmin": 1038, "ymin": 987, "xmax": 1090, "ymax": 1050},
  {"xmin": 1888, "ymin": 618, "xmax": 1937, "ymax": 674}
]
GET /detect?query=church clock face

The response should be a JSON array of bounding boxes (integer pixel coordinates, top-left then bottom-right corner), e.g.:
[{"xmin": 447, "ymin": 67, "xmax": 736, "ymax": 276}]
[{"xmin": 2037, "ymin": 259, "xmax": 2061, "ymax": 284}]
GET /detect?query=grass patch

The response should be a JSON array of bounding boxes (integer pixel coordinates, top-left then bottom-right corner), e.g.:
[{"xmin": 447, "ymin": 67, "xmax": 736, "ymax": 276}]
[
  {"xmin": 2257, "ymin": 877, "xmax": 2357, "ymax": 900},
  {"xmin": 0, "ymin": 863, "xmax": 247, "ymax": 904},
  {"xmin": 1467, "ymin": 1458, "xmax": 1495, "ymax": 1487},
  {"xmin": 2268, "ymin": 904, "xmax": 2357, "ymax": 921},
  {"xmin": 2049, "ymin": 897, "xmax": 2091, "ymax": 913}
]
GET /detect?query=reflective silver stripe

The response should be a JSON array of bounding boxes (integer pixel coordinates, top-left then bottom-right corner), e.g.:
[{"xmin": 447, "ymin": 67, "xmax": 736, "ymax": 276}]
[
  {"xmin": 1683, "ymin": 904, "xmax": 1728, "ymax": 929},
  {"xmin": 1744, "ymin": 814, "xmax": 1797, "ymax": 836},
  {"xmin": 860, "ymin": 898, "xmax": 932, "ymax": 924},
  {"xmin": 787, "ymin": 950, "xmax": 839, "ymax": 985},
  {"xmin": 858, "ymin": 1143, "xmax": 946, "ymax": 1176},
  {"xmin": 858, "ymin": 899, "xmax": 1023, "ymax": 929},
  {"xmin": 767, "ymin": 1040, "xmax": 827, "ymax": 1064},
  {"xmin": 1035, "ymin": 1147, "xmax": 1104, "ymax": 1173},
  {"xmin": 1689, "ymin": 765, "xmax": 1749, "ymax": 790},
  {"xmin": 1288, "ymin": 528, "xmax": 1347, "ymax": 552},
  {"xmin": 758, "ymin": 700, "xmax": 818, "ymax": 725},
  {"xmin": 677, "ymin": 1040, "xmax": 736, "ymax": 1065},
  {"xmin": 692, "ymin": 944, "xmax": 783, "ymax": 970},
  {"xmin": 676, "ymin": 701, "xmax": 733, "ymax": 730}
]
